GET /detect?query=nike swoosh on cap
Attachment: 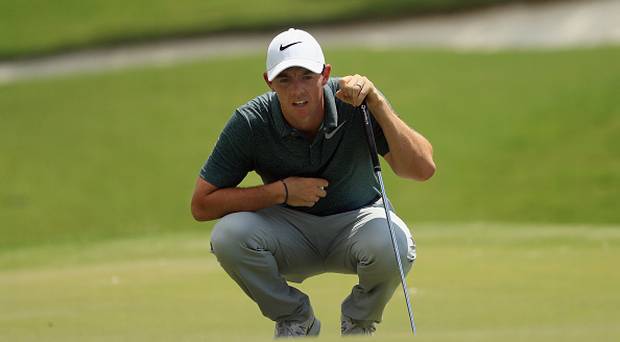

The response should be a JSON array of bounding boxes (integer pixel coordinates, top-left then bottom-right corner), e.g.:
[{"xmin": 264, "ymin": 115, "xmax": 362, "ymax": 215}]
[
  {"xmin": 324, "ymin": 121, "xmax": 347, "ymax": 140},
  {"xmin": 279, "ymin": 41, "xmax": 302, "ymax": 51}
]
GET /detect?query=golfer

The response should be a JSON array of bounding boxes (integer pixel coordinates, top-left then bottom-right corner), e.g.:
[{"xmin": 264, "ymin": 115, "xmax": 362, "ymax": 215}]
[{"xmin": 191, "ymin": 28, "xmax": 435, "ymax": 337}]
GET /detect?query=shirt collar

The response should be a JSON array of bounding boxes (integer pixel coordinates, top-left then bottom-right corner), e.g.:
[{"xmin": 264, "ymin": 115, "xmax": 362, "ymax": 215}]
[
  {"xmin": 271, "ymin": 84, "xmax": 339, "ymax": 138},
  {"xmin": 322, "ymin": 83, "xmax": 339, "ymax": 132}
]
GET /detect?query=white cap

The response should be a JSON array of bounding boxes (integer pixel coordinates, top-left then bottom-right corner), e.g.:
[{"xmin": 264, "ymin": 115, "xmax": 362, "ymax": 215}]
[{"xmin": 266, "ymin": 28, "xmax": 325, "ymax": 81}]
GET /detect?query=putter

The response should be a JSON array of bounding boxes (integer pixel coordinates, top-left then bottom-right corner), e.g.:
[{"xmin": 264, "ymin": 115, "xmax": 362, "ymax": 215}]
[{"xmin": 360, "ymin": 102, "xmax": 417, "ymax": 335}]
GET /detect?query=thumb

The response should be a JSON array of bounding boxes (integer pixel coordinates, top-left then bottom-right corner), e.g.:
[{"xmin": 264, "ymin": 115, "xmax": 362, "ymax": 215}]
[{"xmin": 335, "ymin": 89, "xmax": 349, "ymax": 102}]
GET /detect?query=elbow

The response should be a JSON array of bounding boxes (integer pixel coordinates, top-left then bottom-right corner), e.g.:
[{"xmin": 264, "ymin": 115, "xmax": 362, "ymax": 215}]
[
  {"xmin": 191, "ymin": 209, "xmax": 209, "ymax": 222},
  {"xmin": 191, "ymin": 200, "xmax": 219, "ymax": 222},
  {"xmin": 191, "ymin": 208, "xmax": 218, "ymax": 222},
  {"xmin": 191, "ymin": 205, "xmax": 207, "ymax": 221},
  {"xmin": 416, "ymin": 163, "xmax": 436, "ymax": 181},
  {"xmin": 400, "ymin": 160, "xmax": 436, "ymax": 181}
]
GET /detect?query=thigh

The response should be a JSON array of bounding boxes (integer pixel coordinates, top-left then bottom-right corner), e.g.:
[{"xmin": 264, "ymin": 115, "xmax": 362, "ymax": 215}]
[
  {"xmin": 323, "ymin": 206, "xmax": 416, "ymax": 274},
  {"xmin": 216, "ymin": 206, "xmax": 325, "ymax": 282}
]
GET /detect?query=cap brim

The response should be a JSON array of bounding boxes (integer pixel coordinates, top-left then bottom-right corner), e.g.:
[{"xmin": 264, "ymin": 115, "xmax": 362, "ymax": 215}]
[{"xmin": 267, "ymin": 59, "xmax": 324, "ymax": 81}]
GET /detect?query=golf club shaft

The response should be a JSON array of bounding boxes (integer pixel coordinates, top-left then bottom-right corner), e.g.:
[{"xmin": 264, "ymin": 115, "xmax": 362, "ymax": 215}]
[
  {"xmin": 361, "ymin": 103, "xmax": 417, "ymax": 335},
  {"xmin": 375, "ymin": 170, "xmax": 417, "ymax": 335}
]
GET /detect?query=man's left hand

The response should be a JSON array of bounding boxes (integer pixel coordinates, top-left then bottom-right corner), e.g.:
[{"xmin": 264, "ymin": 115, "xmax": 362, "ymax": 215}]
[{"xmin": 336, "ymin": 75, "xmax": 378, "ymax": 108}]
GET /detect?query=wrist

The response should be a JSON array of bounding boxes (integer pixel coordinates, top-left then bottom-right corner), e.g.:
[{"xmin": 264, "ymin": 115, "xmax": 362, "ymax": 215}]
[
  {"xmin": 265, "ymin": 181, "xmax": 286, "ymax": 205},
  {"xmin": 366, "ymin": 91, "xmax": 391, "ymax": 122},
  {"xmin": 280, "ymin": 180, "xmax": 288, "ymax": 204},
  {"xmin": 365, "ymin": 87, "xmax": 383, "ymax": 108}
]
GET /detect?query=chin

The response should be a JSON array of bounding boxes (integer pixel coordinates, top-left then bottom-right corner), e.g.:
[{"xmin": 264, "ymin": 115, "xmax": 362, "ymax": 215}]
[{"xmin": 289, "ymin": 105, "xmax": 310, "ymax": 116}]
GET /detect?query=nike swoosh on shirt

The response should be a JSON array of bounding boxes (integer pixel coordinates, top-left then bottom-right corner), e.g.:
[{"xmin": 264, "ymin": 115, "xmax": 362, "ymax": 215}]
[
  {"xmin": 324, "ymin": 121, "xmax": 347, "ymax": 139},
  {"xmin": 279, "ymin": 41, "xmax": 302, "ymax": 51}
]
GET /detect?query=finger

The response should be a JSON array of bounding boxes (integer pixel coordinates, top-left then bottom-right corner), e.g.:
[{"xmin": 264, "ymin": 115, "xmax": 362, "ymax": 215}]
[
  {"xmin": 357, "ymin": 76, "xmax": 369, "ymax": 99},
  {"xmin": 345, "ymin": 75, "xmax": 359, "ymax": 87},
  {"xmin": 309, "ymin": 178, "xmax": 329, "ymax": 187},
  {"xmin": 336, "ymin": 89, "xmax": 354, "ymax": 105},
  {"xmin": 346, "ymin": 76, "xmax": 361, "ymax": 99},
  {"xmin": 353, "ymin": 78, "xmax": 368, "ymax": 106},
  {"xmin": 339, "ymin": 76, "xmax": 352, "ymax": 87},
  {"xmin": 353, "ymin": 75, "xmax": 366, "ymax": 89},
  {"xmin": 338, "ymin": 77, "xmax": 353, "ymax": 95},
  {"xmin": 317, "ymin": 189, "xmax": 327, "ymax": 198},
  {"xmin": 335, "ymin": 89, "xmax": 347, "ymax": 102},
  {"xmin": 355, "ymin": 82, "xmax": 371, "ymax": 107}
]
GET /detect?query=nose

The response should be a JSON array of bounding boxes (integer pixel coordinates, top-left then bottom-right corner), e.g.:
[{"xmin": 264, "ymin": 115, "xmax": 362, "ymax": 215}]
[{"xmin": 289, "ymin": 79, "xmax": 305, "ymax": 97}]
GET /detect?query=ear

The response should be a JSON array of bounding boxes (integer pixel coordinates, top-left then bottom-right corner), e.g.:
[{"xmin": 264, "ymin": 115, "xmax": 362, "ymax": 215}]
[
  {"xmin": 263, "ymin": 72, "xmax": 274, "ymax": 90},
  {"xmin": 320, "ymin": 64, "xmax": 332, "ymax": 85}
]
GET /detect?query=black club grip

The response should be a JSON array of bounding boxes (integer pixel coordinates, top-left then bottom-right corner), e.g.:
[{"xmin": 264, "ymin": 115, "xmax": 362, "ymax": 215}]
[{"xmin": 361, "ymin": 103, "xmax": 381, "ymax": 172}]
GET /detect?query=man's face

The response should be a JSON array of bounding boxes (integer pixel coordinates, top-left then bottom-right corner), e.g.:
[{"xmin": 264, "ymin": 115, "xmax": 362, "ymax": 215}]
[{"xmin": 265, "ymin": 65, "xmax": 331, "ymax": 130}]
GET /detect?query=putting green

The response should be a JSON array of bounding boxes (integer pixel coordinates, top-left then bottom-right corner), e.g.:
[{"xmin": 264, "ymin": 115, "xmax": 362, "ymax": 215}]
[{"xmin": 1, "ymin": 223, "xmax": 618, "ymax": 341}]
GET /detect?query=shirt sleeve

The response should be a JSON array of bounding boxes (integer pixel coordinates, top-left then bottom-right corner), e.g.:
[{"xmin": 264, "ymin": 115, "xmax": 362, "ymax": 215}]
[{"xmin": 199, "ymin": 111, "xmax": 254, "ymax": 188}]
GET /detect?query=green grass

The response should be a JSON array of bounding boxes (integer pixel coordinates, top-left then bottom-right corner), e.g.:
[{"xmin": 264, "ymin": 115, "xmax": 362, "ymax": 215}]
[
  {"xmin": 1, "ymin": 47, "xmax": 619, "ymax": 249},
  {"xmin": 1, "ymin": 223, "xmax": 619, "ymax": 341},
  {"xmin": 1, "ymin": 0, "xmax": 516, "ymax": 59}
]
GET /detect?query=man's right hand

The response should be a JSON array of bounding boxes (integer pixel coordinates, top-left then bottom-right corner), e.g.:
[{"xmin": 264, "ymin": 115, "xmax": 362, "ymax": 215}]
[{"xmin": 282, "ymin": 177, "xmax": 328, "ymax": 207}]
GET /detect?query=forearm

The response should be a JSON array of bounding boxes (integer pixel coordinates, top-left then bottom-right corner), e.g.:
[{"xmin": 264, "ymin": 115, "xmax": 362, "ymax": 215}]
[
  {"xmin": 192, "ymin": 181, "xmax": 285, "ymax": 221},
  {"xmin": 367, "ymin": 91, "xmax": 436, "ymax": 180}
]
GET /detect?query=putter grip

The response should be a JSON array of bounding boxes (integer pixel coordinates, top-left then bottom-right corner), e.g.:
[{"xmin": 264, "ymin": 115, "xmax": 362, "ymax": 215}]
[{"xmin": 361, "ymin": 104, "xmax": 381, "ymax": 172}]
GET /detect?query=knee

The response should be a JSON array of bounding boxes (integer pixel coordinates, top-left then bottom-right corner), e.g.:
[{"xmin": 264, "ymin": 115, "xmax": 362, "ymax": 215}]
[
  {"xmin": 357, "ymin": 232, "xmax": 393, "ymax": 262},
  {"xmin": 355, "ymin": 223, "xmax": 413, "ymax": 277},
  {"xmin": 210, "ymin": 212, "xmax": 262, "ymax": 260}
]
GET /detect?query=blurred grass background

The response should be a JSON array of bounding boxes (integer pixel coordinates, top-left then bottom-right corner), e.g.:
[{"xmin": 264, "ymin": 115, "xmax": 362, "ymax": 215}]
[
  {"xmin": 1, "ymin": 47, "xmax": 619, "ymax": 249},
  {"xmin": 1, "ymin": 0, "xmax": 539, "ymax": 59}
]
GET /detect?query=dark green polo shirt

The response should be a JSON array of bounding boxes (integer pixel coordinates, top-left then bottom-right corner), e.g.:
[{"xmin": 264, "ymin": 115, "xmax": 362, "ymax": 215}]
[{"xmin": 200, "ymin": 77, "xmax": 389, "ymax": 216}]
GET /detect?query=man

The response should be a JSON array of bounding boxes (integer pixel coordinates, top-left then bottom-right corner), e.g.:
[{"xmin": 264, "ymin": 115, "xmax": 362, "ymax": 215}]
[{"xmin": 191, "ymin": 28, "xmax": 435, "ymax": 337}]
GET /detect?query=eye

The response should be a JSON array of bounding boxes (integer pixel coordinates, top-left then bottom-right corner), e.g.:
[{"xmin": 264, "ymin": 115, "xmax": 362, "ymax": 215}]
[
  {"xmin": 276, "ymin": 78, "xmax": 290, "ymax": 85},
  {"xmin": 302, "ymin": 75, "xmax": 314, "ymax": 81}
]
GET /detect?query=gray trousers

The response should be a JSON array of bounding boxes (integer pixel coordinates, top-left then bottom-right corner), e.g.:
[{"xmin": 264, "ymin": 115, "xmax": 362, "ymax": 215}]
[{"xmin": 210, "ymin": 199, "xmax": 416, "ymax": 324}]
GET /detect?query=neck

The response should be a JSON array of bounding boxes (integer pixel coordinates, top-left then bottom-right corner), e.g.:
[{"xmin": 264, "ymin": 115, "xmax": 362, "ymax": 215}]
[
  {"xmin": 284, "ymin": 110, "xmax": 324, "ymax": 139},
  {"xmin": 282, "ymin": 96, "xmax": 325, "ymax": 138}
]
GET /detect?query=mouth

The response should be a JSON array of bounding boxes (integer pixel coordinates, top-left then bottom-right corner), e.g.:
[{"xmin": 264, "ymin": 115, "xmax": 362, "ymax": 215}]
[{"xmin": 292, "ymin": 100, "xmax": 308, "ymax": 107}]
